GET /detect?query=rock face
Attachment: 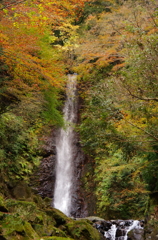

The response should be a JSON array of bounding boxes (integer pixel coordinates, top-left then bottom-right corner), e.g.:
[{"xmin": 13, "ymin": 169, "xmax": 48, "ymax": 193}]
[
  {"xmin": 37, "ymin": 130, "xmax": 57, "ymax": 199},
  {"xmin": 68, "ymin": 131, "xmax": 88, "ymax": 218},
  {"xmin": 37, "ymin": 128, "xmax": 88, "ymax": 218},
  {"xmin": 128, "ymin": 228, "xmax": 144, "ymax": 240}
]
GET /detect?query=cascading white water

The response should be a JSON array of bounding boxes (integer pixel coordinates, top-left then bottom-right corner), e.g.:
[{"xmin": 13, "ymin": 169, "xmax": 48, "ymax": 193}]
[
  {"xmin": 104, "ymin": 220, "xmax": 143, "ymax": 240},
  {"xmin": 124, "ymin": 220, "xmax": 143, "ymax": 240},
  {"xmin": 104, "ymin": 224, "xmax": 117, "ymax": 240},
  {"xmin": 53, "ymin": 74, "xmax": 78, "ymax": 216}
]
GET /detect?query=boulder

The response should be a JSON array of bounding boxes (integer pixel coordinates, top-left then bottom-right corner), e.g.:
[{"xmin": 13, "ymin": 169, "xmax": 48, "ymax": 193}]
[
  {"xmin": 45, "ymin": 208, "xmax": 70, "ymax": 227},
  {"xmin": 128, "ymin": 228, "xmax": 144, "ymax": 240},
  {"xmin": 66, "ymin": 219, "xmax": 101, "ymax": 240},
  {"xmin": 41, "ymin": 237, "xmax": 74, "ymax": 240},
  {"xmin": 12, "ymin": 182, "xmax": 32, "ymax": 200},
  {"xmin": 0, "ymin": 195, "xmax": 8, "ymax": 213}
]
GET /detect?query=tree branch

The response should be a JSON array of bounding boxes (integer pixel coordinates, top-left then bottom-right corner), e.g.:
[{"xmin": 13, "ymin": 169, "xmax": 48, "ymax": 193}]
[
  {"xmin": 125, "ymin": 119, "xmax": 158, "ymax": 142},
  {"xmin": 120, "ymin": 79, "xmax": 158, "ymax": 102}
]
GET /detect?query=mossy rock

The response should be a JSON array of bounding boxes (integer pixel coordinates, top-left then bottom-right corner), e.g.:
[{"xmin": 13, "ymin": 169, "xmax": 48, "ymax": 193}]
[
  {"xmin": 12, "ymin": 182, "xmax": 32, "ymax": 200},
  {"xmin": 82, "ymin": 216, "xmax": 105, "ymax": 222},
  {"xmin": 44, "ymin": 197, "xmax": 52, "ymax": 207},
  {"xmin": 33, "ymin": 224, "xmax": 68, "ymax": 238},
  {"xmin": 1, "ymin": 214, "xmax": 24, "ymax": 236},
  {"xmin": 5, "ymin": 199, "xmax": 41, "ymax": 222},
  {"xmin": 0, "ymin": 195, "xmax": 8, "ymax": 213},
  {"xmin": 0, "ymin": 212, "xmax": 8, "ymax": 221},
  {"xmin": 6, "ymin": 199, "xmax": 37, "ymax": 213},
  {"xmin": 50, "ymin": 226, "xmax": 68, "ymax": 238},
  {"xmin": 33, "ymin": 196, "xmax": 52, "ymax": 209},
  {"xmin": 66, "ymin": 219, "xmax": 101, "ymax": 240},
  {"xmin": 31, "ymin": 207, "xmax": 56, "ymax": 227},
  {"xmin": 41, "ymin": 237, "xmax": 74, "ymax": 240},
  {"xmin": 1, "ymin": 213, "xmax": 40, "ymax": 240},
  {"xmin": 23, "ymin": 222, "xmax": 39, "ymax": 239},
  {"xmin": 45, "ymin": 208, "xmax": 70, "ymax": 227}
]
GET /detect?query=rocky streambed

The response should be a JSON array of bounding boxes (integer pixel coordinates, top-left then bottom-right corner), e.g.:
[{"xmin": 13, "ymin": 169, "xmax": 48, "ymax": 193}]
[
  {"xmin": 1, "ymin": 191, "xmax": 158, "ymax": 240},
  {"xmin": 74, "ymin": 216, "xmax": 144, "ymax": 240}
]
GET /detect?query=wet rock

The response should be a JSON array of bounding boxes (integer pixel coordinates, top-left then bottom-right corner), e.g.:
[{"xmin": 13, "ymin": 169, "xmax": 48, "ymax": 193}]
[
  {"xmin": 70, "ymin": 142, "xmax": 88, "ymax": 218},
  {"xmin": 88, "ymin": 218, "xmax": 145, "ymax": 240},
  {"xmin": 94, "ymin": 220, "xmax": 112, "ymax": 233},
  {"xmin": 116, "ymin": 228, "xmax": 126, "ymax": 237},
  {"xmin": 36, "ymin": 124, "xmax": 88, "ymax": 218},
  {"xmin": 128, "ymin": 228, "xmax": 144, "ymax": 240},
  {"xmin": 37, "ymin": 130, "xmax": 57, "ymax": 199}
]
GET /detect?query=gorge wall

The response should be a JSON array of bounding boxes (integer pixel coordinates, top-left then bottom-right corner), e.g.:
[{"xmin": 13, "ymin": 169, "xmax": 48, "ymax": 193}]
[{"xmin": 37, "ymin": 76, "xmax": 88, "ymax": 218}]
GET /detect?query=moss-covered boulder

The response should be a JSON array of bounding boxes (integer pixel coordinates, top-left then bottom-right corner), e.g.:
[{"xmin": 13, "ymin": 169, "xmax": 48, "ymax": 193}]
[
  {"xmin": 12, "ymin": 182, "xmax": 32, "ymax": 200},
  {"xmin": 1, "ymin": 214, "xmax": 39, "ymax": 240},
  {"xmin": 41, "ymin": 237, "xmax": 74, "ymax": 240},
  {"xmin": 0, "ymin": 194, "xmax": 102, "ymax": 240},
  {"xmin": 6, "ymin": 199, "xmax": 36, "ymax": 212},
  {"xmin": 78, "ymin": 216, "xmax": 105, "ymax": 222},
  {"xmin": 66, "ymin": 219, "xmax": 101, "ymax": 240},
  {"xmin": 33, "ymin": 224, "xmax": 68, "ymax": 238},
  {"xmin": 45, "ymin": 208, "xmax": 70, "ymax": 227},
  {"xmin": 6, "ymin": 199, "xmax": 41, "ymax": 222},
  {"xmin": 0, "ymin": 195, "xmax": 8, "ymax": 213},
  {"xmin": 23, "ymin": 222, "xmax": 40, "ymax": 239},
  {"xmin": 33, "ymin": 196, "xmax": 52, "ymax": 209}
]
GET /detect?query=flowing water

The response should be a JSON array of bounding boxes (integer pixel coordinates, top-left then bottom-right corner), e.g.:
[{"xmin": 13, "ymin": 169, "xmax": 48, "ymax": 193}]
[
  {"xmin": 105, "ymin": 224, "xmax": 117, "ymax": 240},
  {"xmin": 104, "ymin": 220, "xmax": 143, "ymax": 240},
  {"xmin": 53, "ymin": 74, "xmax": 78, "ymax": 216}
]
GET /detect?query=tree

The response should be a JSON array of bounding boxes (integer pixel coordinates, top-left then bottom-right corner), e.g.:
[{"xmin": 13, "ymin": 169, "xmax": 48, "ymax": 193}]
[{"xmin": 75, "ymin": 0, "xmax": 158, "ymax": 218}]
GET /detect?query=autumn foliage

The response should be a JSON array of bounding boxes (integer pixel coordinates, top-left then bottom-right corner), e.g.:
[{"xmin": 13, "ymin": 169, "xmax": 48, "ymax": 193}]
[
  {"xmin": 75, "ymin": 0, "xmax": 158, "ymax": 218},
  {"xmin": 0, "ymin": 0, "xmax": 90, "ymax": 93},
  {"xmin": 0, "ymin": 0, "xmax": 89, "ymax": 186}
]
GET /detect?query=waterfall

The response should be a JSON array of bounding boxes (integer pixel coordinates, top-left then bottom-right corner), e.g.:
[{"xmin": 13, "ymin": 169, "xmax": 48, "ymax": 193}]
[{"xmin": 53, "ymin": 74, "xmax": 78, "ymax": 216}]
